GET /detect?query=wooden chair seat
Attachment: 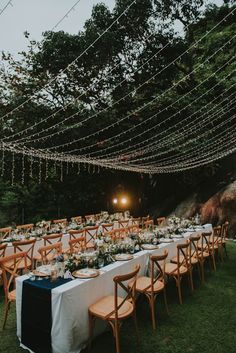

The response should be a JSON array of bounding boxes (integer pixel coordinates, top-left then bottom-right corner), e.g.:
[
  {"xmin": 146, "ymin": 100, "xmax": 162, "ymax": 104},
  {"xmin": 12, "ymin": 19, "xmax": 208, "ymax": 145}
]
[
  {"xmin": 89, "ymin": 295, "xmax": 134, "ymax": 320},
  {"xmin": 196, "ymin": 250, "xmax": 210, "ymax": 258},
  {"xmin": 8, "ymin": 289, "xmax": 16, "ymax": 301},
  {"xmin": 135, "ymin": 277, "xmax": 164, "ymax": 293},
  {"xmin": 165, "ymin": 263, "xmax": 188, "ymax": 276},
  {"xmin": 171, "ymin": 255, "xmax": 198, "ymax": 265}
]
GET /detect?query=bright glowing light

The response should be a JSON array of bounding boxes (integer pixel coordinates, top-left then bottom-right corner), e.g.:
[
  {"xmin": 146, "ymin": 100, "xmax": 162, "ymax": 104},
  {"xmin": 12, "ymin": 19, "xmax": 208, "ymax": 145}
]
[
  {"xmin": 113, "ymin": 198, "xmax": 118, "ymax": 204},
  {"xmin": 121, "ymin": 197, "xmax": 127, "ymax": 205}
]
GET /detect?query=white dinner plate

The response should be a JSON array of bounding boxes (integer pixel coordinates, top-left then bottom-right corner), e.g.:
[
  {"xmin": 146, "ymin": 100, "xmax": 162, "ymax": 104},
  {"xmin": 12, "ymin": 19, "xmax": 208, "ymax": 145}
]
[
  {"xmin": 142, "ymin": 244, "xmax": 159, "ymax": 250},
  {"xmin": 115, "ymin": 253, "xmax": 134, "ymax": 261}
]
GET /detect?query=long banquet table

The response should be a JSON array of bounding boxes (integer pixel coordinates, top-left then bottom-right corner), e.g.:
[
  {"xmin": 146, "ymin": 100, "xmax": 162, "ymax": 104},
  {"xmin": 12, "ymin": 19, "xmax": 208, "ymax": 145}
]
[{"xmin": 16, "ymin": 224, "xmax": 212, "ymax": 353}]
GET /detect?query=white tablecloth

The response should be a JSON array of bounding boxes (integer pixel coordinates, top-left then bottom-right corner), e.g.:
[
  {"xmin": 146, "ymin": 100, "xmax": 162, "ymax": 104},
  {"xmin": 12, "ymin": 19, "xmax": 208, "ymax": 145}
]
[{"xmin": 16, "ymin": 224, "xmax": 212, "ymax": 353}]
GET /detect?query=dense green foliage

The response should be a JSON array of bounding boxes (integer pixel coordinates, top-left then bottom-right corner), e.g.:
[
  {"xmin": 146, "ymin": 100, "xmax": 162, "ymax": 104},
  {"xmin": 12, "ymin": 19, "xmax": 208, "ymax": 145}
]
[
  {"xmin": 0, "ymin": 0, "xmax": 235, "ymax": 225},
  {"xmin": 1, "ymin": 241, "xmax": 236, "ymax": 352}
]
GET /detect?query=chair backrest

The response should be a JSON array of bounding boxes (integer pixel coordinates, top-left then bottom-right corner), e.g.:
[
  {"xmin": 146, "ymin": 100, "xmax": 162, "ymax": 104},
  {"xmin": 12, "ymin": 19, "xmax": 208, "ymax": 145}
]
[
  {"xmin": 149, "ymin": 250, "xmax": 168, "ymax": 292},
  {"xmin": 12, "ymin": 239, "xmax": 36, "ymax": 266},
  {"xmin": 0, "ymin": 252, "xmax": 28, "ymax": 298},
  {"xmin": 16, "ymin": 223, "xmax": 34, "ymax": 233},
  {"xmin": 85, "ymin": 214, "xmax": 95, "ymax": 222},
  {"xmin": 132, "ymin": 218, "xmax": 140, "ymax": 226},
  {"xmin": 38, "ymin": 242, "xmax": 62, "ymax": 264},
  {"xmin": 110, "ymin": 227, "xmax": 128, "ymax": 241},
  {"xmin": 142, "ymin": 216, "xmax": 150, "ymax": 224},
  {"xmin": 71, "ymin": 216, "xmax": 82, "ymax": 224},
  {"xmin": 189, "ymin": 234, "xmax": 201, "ymax": 262},
  {"xmin": 69, "ymin": 236, "xmax": 85, "ymax": 254},
  {"xmin": 68, "ymin": 229, "xmax": 84, "ymax": 241},
  {"xmin": 221, "ymin": 221, "xmax": 229, "ymax": 240},
  {"xmin": 157, "ymin": 217, "xmax": 166, "ymax": 226},
  {"xmin": 0, "ymin": 227, "xmax": 12, "ymax": 239},
  {"xmin": 111, "ymin": 265, "xmax": 140, "ymax": 321},
  {"xmin": 176, "ymin": 241, "xmax": 191, "ymax": 275},
  {"xmin": 95, "ymin": 213, "xmax": 102, "ymax": 221},
  {"xmin": 118, "ymin": 220, "xmax": 129, "ymax": 228},
  {"xmin": 101, "ymin": 223, "xmax": 114, "ymax": 233},
  {"xmin": 144, "ymin": 219, "xmax": 154, "ymax": 229},
  {"xmin": 84, "ymin": 226, "xmax": 99, "ymax": 247},
  {"xmin": 42, "ymin": 233, "xmax": 63, "ymax": 246},
  {"xmin": 128, "ymin": 224, "xmax": 139, "ymax": 233},
  {"xmin": 200, "ymin": 232, "xmax": 212, "ymax": 255},
  {"xmin": 0, "ymin": 243, "xmax": 7, "ymax": 258},
  {"xmin": 53, "ymin": 218, "xmax": 67, "ymax": 225},
  {"xmin": 213, "ymin": 225, "xmax": 222, "ymax": 245}
]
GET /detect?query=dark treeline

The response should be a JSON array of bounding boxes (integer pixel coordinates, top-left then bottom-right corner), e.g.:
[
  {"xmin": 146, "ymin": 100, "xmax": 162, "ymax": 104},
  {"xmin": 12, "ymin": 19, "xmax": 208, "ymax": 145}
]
[{"xmin": 0, "ymin": 0, "xmax": 235, "ymax": 225}]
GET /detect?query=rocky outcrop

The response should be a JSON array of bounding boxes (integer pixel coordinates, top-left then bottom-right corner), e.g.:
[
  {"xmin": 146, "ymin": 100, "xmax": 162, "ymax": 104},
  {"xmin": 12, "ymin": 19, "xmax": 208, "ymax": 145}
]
[{"xmin": 169, "ymin": 181, "xmax": 236, "ymax": 238}]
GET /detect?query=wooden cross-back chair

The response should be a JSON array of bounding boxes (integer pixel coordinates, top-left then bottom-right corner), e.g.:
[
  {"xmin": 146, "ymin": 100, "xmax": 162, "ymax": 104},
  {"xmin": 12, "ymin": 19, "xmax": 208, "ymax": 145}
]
[
  {"xmin": 85, "ymin": 214, "xmax": 95, "ymax": 222},
  {"xmin": 197, "ymin": 232, "xmax": 216, "ymax": 282},
  {"xmin": 0, "ymin": 243, "xmax": 7, "ymax": 280},
  {"xmin": 88, "ymin": 265, "xmax": 140, "ymax": 353},
  {"xmin": 221, "ymin": 221, "xmax": 229, "ymax": 258},
  {"xmin": 212, "ymin": 226, "xmax": 221, "ymax": 260},
  {"xmin": 69, "ymin": 229, "xmax": 84, "ymax": 241},
  {"xmin": 95, "ymin": 213, "xmax": 102, "ymax": 221},
  {"xmin": 157, "ymin": 217, "xmax": 166, "ymax": 226},
  {"xmin": 101, "ymin": 223, "xmax": 114, "ymax": 233},
  {"xmin": 0, "ymin": 251, "xmax": 28, "ymax": 329},
  {"xmin": 84, "ymin": 226, "xmax": 99, "ymax": 249},
  {"xmin": 0, "ymin": 227, "xmax": 12, "ymax": 239},
  {"xmin": 118, "ymin": 220, "xmax": 129, "ymax": 229},
  {"xmin": 144, "ymin": 219, "xmax": 154, "ymax": 229},
  {"xmin": 61, "ymin": 229, "xmax": 84, "ymax": 254},
  {"xmin": 34, "ymin": 234, "xmax": 63, "ymax": 265},
  {"xmin": 131, "ymin": 251, "xmax": 169, "ymax": 330},
  {"xmin": 12, "ymin": 239, "xmax": 36, "ymax": 270},
  {"xmin": 110, "ymin": 228, "xmax": 128, "ymax": 241},
  {"xmin": 132, "ymin": 217, "xmax": 140, "ymax": 227},
  {"xmin": 42, "ymin": 233, "xmax": 63, "ymax": 246},
  {"xmin": 53, "ymin": 218, "xmax": 67, "ymax": 226},
  {"xmin": 0, "ymin": 243, "xmax": 7, "ymax": 258},
  {"xmin": 172, "ymin": 235, "xmax": 201, "ymax": 284},
  {"xmin": 38, "ymin": 242, "xmax": 62, "ymax": 265},
  {"xmin": 16, "ymin": 223, "xmax": 34, "ymax": 233},
  {"xmin": 71, "ymin": 216, "xmax": 82, "ymax": 224},
  {"xmin": 128, "ymin": 224, "xmax": 139, "ymax": 233},
  {"xmin": 141, "ymin": 216, "xmax": 150, "ymax": 225},
  {"xmin": 69, "ymin": 237, "xmax": 85, "ymax": 254},
  {"xmin": 166, "ymin": 241, "xmax": 193, "ymax": 305}
]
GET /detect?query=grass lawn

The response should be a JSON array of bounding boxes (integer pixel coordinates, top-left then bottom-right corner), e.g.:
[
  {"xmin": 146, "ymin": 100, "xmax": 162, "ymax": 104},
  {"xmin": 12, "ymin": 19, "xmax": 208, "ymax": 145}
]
[{"xmin": 1, "ymin": 242, "xmax": 236, "ymax": 353}]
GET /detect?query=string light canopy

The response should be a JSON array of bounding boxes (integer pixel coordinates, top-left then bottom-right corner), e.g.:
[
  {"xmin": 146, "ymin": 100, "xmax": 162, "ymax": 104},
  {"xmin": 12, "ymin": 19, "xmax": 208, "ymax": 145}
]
[
  {"xmin": 5, "ymin": 8, "xmax": 235, "ymax": 147},
  {"xmin": 0, "ymin": 3, "xmax": 235, "ymax": 183}
]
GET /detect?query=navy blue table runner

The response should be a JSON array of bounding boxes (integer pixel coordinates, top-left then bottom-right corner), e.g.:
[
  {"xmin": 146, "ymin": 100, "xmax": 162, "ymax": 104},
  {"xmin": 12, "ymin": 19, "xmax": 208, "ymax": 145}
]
[{"xmin": 21, "ymin": 277, "xmax": 72, "ymax": 353}]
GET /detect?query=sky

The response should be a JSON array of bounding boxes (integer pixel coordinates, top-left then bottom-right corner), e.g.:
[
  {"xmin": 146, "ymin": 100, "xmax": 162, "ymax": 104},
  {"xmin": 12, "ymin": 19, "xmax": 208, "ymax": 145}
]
[{"xmin": 0, "ymin": 0, "xmax": 224, "ymax": 58}]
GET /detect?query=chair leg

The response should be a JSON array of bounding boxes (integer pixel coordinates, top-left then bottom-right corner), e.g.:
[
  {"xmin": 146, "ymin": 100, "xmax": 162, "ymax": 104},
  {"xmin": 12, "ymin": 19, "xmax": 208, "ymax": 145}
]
[
  {"xmin": 3, "ymin": 300, "xmax": 11, "ymax": 330},
  {"xmin": 88, "ymin": 312, "xmax": 95, "ymax": 351},
  {"xmin": 149, "ymin": 296, "xmax": 156, "ymax": 330},
  {"xmin": 196, "ymin": 262, "xmax": 201, "ymax": 282},
  {"xmin": 188, "ymin": 270, "xmax": 194, "ymax": 293},
  {"xmin": 114, "ymin": 320, "xmax": 121, "ymax": 353},
  {"xmin": 220, "ymin": 246, "xmax": 224, "ymax": 262},
  {"xmin": 163, "ymin": 288, "xmax": 170, "ymax": 316},
  {"xmin": 223, "ymin": 244, "xmax": 228, "ymax": 258},
  {"xmin": 200, "ymin": 261, "xmax": 205, "ymax": 283},
  {"xmin": 176, "ymin": 279, "xmax": 183, "ymax": 305},
  {"xmin": 211, "ymin": 253, "xmax": 216, "ymax": 271},
  {"xmin": 132, "ymin": 308, "xmax": 140, "ymax": 342}
]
